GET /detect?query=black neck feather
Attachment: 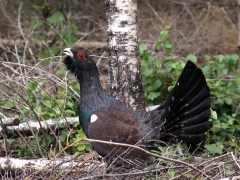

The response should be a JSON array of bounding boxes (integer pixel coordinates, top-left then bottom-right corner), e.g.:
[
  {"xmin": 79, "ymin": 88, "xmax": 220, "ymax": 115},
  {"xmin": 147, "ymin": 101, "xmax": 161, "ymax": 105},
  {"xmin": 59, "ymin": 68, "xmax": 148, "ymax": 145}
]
[{"xmin": 76, "ymin": 67, "xmax": 120, "ymax": 112}]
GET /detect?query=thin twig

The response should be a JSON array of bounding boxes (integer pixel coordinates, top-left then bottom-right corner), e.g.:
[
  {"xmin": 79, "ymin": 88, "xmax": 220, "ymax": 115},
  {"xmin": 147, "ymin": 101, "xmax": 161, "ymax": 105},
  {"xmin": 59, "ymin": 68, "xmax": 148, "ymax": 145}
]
[
  {"xmin": 172, "ymin": 152, "xmax": 233, "ymax": 179},
  {"xmin": 80, "ymin": 165, "xmax": 185, "ymax": 180},
  {"xmin": 25, "ymin": 134, "xmax": 87, "ymax": 180},
  {"xmin": 231, "ymin": 152, "xmax": 240, "ymax": 170},
  {"xmin": 85, "ymin": 138, "xmax": 209, "ymax": 178},
  {"xmin": 78, "ymin": 151, "xmax": 99, "ymax": 167}
]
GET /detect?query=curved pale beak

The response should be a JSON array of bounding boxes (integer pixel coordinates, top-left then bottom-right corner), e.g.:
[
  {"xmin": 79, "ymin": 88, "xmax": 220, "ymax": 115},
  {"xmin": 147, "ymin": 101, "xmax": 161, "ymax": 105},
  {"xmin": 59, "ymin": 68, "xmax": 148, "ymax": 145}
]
[{"xmin": 63, "ymin": 48, "xmax": 73, "ymax": 57}]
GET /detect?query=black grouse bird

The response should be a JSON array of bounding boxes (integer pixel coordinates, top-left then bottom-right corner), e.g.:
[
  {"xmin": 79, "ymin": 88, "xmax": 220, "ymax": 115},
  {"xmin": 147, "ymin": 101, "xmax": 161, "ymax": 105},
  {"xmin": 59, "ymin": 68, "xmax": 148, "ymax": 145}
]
[{"xmin": 63, "ymin": 48, "xmax": 212, "ymax": 162}]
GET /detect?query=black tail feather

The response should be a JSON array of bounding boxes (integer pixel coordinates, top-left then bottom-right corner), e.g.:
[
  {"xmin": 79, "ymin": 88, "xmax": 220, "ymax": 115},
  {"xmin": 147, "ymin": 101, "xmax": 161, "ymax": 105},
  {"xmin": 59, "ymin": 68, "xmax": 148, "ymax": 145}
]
[
  {"xmin": 179, "ymin": 121, "xmax": 212, "ymax": 134},
  {"xmin": 158, "ymin": 61, "xmax": 212, "ymax": 144}
]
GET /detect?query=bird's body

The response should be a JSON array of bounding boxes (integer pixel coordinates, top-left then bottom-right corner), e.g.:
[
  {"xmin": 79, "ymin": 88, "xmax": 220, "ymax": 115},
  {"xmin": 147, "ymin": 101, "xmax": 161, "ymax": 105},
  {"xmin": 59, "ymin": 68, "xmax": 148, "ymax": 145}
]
[{"xmin": 63, "ymin": 48, "xmax": 212, "ymax": 162}]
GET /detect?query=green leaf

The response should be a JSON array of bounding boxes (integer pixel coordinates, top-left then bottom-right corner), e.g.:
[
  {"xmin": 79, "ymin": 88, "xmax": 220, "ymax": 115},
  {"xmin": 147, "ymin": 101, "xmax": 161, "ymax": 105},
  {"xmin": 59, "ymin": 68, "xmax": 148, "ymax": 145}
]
[
  {"xmin": 54, "ymin": 106, "xmax": 61, "ymax": 114},
  {"xmin": 171, "ymin": 62, "xmax": 179, "ymax": 69},
  {"xmin": 148, "ymin": 92, "xmax": 160, "ymax": 101},
  {"xmin": 153, "ymin": 79, "xmax": 162, "ymax": 89},
  {"xmin": 163, "ymin": 40, "xmax": 173, "ymax": 54},
  {"xmin": 66, "ymin": 101, "xmax": 74, "ymax": 109},
  {"xmin": 61, "ymin": 133, "xmax": 67, "ymax": 143},
  {"xmin": 229, "ymin": 54, "xmax": 239, "ymax": 70},
  {"xmin": 69, "ymin": 22, "xmax": 78, "ymax": 34},
  {"xmin": 85, "ymin": 144, "xmax": 93, "ymax": 152},
  {"xmin": 57, "ymin": 99, "xmax": 64, "ymax": 106},
  {"xmin": 144, "ymin": 69, "xmax": 154, "ymax": 77},
  {"xmin": 142, "ymin": 53, "xmax": 155, "ymax": 65},
  {"xmin": 214, "ymin": 55, "xmax": 224, "ymax": 63},
  {"xmin": 204, "ymin": 142, "xmax": 223, "ymax": 154},
  {"xmin": 155, "ymin": 61, "xmax": 162, "ymax": 68},
  {"xmin": 167, "ymin": 169, "xmax": 175, "ymax": 178},
  {"xmin": 28, "ymin": 82, "xmax": 38, "ymax": 91},
  {"xmin": 42, "ymin": 113, "xmax": 51, "ymax": 120},
  {"xmin": 160, "ymin": 29, "xmax": 169, "ymax": 38},
  {"xmin": 77, "ymin": 145, "xmax": 86, "ymax": 151},
  {"xmin": 202, "ymin": 66, "xmax": 211, "ymax": 74},
  {"xmin": 55, "ymin": 67, "xmax": 66, "ymax": 78},
  {"xmin": 29, "ymin": 19, "xmax": 43, "ymax": 29},
  {"xmin": 168, "ymin": 85, "xmax": 174, "ymax": 92},
  {"xmin": 221, "ymin": 122, "xmax": 229, "ymax": 129},
  {"xmin": 2, "ymin": 101, "xmax": 14, "ymax": 109},
  {"xmin": 204, "ymin": 55, "xmax": 211, "ymax": 61},
  {"xmin": 224, "ymin": 54, "xmax": 231, "ymax": 62},
  {"xmin": 39, "ymin": 49, "xmax": 50, "ymax": 59},
  {"xmin": 217, "ymin": 98, "xmax": 224, "ymax": 105},
  {"xmin": 66, "ymin": 109, "xmax": 76, "ymax": 116},
  {"xmin": 156, "ymin": 69, "xmax": 165, "ymax": 75},
  {"xmin": 34, "ymin": 106, "xmax": 42, "ymax": 113},
  {"xmin": 50, "ymin": 45, "xmax": 60, "ymax": 55},
  {"xmin": 139, "ymin": 44, "xmax": 147, "ymax": 55},
  {"xmin": 155, "ymin": 39, "xmax": 162, "ymax": 49},
  {"xmin": 186, "ymin": 54, "xmax": 197, "ymax": 63},
  {"xmin": 78, "ymin": 129, "xmax": 87, "ymax": 139},
  {"xmin": 230, "ymin": 54, "xmax": 239, "ymax": 62},
  {"xmin": 59, "ymin": 31, "xmax": 77, "ymax": 46},
  {"xmin": 46, "ymin": 11, "xmax": 65, "ymax": 24},
  {"xmin": 44, "ymin": 100, "xmax": 52, "ymax": 107},
  {"xmin": 222, "ymin": 68, "xmax": 228, "ymax": 75},
  {"xmin": 224, "ymin": 98, "xmax": 232, "ymax": 105}
]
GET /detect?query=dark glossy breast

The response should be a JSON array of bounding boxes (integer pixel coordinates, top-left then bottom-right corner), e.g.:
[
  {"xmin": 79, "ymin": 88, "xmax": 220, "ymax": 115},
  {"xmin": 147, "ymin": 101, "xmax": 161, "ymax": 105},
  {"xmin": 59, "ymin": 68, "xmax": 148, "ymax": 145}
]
[{"xmin": 88, "ymin": 105, "xmax": 142, "ymax": 158}]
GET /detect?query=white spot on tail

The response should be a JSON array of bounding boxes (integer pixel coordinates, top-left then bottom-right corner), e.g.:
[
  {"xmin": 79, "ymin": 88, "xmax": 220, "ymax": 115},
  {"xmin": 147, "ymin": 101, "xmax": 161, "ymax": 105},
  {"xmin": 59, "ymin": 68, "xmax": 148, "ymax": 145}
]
[{"xmin": 90, "ymin": 114, "xmax": 98, "ymax": 123}]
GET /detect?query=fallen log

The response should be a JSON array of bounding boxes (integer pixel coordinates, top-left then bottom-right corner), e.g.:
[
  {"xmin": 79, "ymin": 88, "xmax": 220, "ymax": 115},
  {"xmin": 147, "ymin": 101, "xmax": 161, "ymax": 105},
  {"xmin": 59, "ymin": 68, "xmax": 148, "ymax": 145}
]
[
  {"xmin": 0, "ymin": 106, "xmax": 159, "ymax": 139},
  {"xmin": 0, "ymin": 117, "xmax": 79, "ymax": 139},
  {"xmin": 0, "ymin": 118, "xmax": 20, "ymax": 126},
  {"xmin": 0, "ymin": 153, "xmax": 103, "ymax": 173}
]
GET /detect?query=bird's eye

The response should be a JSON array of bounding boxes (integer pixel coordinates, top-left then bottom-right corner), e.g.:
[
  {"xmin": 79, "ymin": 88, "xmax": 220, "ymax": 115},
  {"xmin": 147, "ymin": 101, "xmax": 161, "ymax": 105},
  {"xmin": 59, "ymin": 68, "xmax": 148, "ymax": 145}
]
[{"xmin": 77, "ymin": 52, "xmax": 87, "ymax": 60}]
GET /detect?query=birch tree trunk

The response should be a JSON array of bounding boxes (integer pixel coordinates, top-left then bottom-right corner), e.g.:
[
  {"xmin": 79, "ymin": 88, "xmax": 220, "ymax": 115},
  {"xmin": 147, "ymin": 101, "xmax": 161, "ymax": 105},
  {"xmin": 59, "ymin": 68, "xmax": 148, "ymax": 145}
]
[{"xmin": 105, "ymin": 0, "xmax": 146, "ymax": 111}]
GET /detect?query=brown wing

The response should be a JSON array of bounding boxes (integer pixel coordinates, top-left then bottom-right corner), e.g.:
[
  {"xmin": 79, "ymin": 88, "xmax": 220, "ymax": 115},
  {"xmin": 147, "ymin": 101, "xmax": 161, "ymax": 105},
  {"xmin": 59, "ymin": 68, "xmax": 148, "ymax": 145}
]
[{"xmin": 88, "ymin": 105, "xmax": 142, "ymax": 158}]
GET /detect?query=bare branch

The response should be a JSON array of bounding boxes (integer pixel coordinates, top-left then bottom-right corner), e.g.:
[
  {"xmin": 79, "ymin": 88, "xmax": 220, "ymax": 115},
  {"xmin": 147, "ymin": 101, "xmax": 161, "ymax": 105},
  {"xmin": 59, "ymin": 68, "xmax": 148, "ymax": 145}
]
[
  {"xmin": 231, "ymin": 152, "xmax": 240, "ymax": 170},
  {"xmin": 85, "ymin": 138, "xmax": 209, "ymax": 178},
  {"xmin": 0, "ymin": 117, "xmax": 78, "ymax": 139}
]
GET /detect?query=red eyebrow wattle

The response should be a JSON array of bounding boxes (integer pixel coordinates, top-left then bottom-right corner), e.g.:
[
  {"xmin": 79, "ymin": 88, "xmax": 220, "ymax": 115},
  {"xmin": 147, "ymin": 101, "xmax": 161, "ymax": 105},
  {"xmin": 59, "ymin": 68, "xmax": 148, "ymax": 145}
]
[{"xmin": 77, "ymin": 52, "xmax": 87, "ymax": 60}]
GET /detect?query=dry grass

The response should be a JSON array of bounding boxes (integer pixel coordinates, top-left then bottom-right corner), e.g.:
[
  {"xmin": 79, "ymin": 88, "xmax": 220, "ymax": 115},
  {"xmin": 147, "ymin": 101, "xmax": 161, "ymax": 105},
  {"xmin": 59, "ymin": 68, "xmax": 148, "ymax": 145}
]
[
  {"xmin": 0, "ymin": 0, "xmax": 238, "ymax": 57},
  {"xmin": 1, "ymin": 142, "xmax": 240, "ymax": 179},
  {"xmin": 137, "ymin": 0, "xmax": 238, "ymax": 60}
]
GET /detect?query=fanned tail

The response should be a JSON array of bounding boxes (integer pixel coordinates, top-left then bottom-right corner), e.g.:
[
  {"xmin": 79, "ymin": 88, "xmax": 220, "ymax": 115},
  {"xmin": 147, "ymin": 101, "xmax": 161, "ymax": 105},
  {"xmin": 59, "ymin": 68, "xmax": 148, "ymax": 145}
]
[{"xmin": 158, "ymin": 61, "xmax": 212, "ymax": 144}]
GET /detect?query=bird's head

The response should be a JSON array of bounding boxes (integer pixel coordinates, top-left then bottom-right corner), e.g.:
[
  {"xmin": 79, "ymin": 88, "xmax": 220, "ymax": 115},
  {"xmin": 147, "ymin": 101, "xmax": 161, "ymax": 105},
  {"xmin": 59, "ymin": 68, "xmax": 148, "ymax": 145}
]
[{"xmin": 63, "ymin": 48, "xmax": 97, "ymax": 75}]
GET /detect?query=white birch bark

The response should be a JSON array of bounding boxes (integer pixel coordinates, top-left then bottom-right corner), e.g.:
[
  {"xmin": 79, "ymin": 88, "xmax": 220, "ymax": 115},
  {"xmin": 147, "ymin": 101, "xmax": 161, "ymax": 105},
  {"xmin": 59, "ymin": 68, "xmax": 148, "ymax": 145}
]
[
  {"xmin": 105, "ymin": 0, "xmax": 146, "ymax": 111},
  {"xmin": 0, "ymin": 155, "xmax": 104, "ymax": 172},
  {"xmin": 0, "ymin": 117, "xmax": 79, "ymax": 139},
  {"xmin": 0, "ymin": 118, "xmax": 20, "ymax": 126}
]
